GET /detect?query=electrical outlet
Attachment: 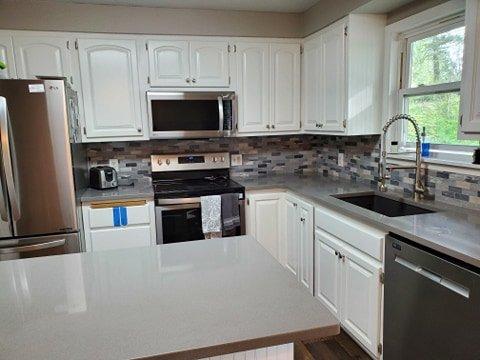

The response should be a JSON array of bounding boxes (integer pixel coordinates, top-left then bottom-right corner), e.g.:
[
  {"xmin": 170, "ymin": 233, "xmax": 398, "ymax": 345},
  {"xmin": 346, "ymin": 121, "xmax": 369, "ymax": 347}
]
[
  {"xmin": 231, "ymin": 154, "xmax": 243, "ymax": 166},
  {"xmin": 338, "ymin": 153, "xmax": 345, "ymax": 167},
  {"xmin": 109, "ymin": 159, "xmax": 119, "ymax": 172}
]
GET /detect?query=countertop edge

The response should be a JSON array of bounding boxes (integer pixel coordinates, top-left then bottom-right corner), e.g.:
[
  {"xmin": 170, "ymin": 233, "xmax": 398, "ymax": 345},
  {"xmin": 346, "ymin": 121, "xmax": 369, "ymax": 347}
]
[{"xmin": 138, "ymin": 324, "xmax": 340, "ymax": 360}]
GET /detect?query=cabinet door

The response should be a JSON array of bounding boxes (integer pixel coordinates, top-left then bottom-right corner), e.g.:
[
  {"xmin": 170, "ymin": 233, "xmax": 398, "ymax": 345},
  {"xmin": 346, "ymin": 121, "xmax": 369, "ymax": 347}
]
[
  {"xmin": 319, "ymin": 22, "xmax": 346, "ymax": 133},
  {"xmin": 302, "ymin": 39, "xmax": 321, "ymax": 131},
  {"xmin": 90, "ymin": 226, "xmax": 152, "ymax": 252},
  {"xmin": 190, "ymin": 41, "xmax": 229, "ymax": 87},
  {"xmin": 460, "ymin": 0, "xmax": 480, "ymax": 135},
  {"xmin": 13, "ymin": 36, "xmax": 71, "ymax": 80},
  {"xmin": 147, "ymin": 40, "xmax": 190, "ymax": 87},
  {"xmin": 314, "ymin": 229, "xmax": 342, "ymax": 319},
  {"xmin": 248, "ymin": 192, "xmax": 282, "ymax": 261},
  {"xmin": 283, "ymin": 194, "xmax": 299, "ymax": 277},
  {"xmin": 270, "ymin": 44, "xmax": 300, "ymax": 131},
  {"xmin": 236, "ymin": 43, "xmax": 270, "ymax": 133},
  {"xmin": 0, "ymin": 33, "xmax": 15, "ymax": 79},
  {"xmin": 341, "ymin": 245, "xmax": 382, "ymax": 356},
  {"xmin": 298, "ymin": 200, "xmax": 314, "ymax": 294},
  {"xmin": 78, "ymin": 38, "xmax": 143, "ymax": 139}
]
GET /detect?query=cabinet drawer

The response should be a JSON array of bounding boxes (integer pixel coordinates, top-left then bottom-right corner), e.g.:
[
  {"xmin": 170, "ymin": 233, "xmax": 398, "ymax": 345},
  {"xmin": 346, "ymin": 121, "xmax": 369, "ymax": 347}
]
[
  {"xmin": 88, "ymin": 204, "xmax": 151, "ymax": 229},
  {"xmin": 315, "ymin": 206, "xmax": 386, "ymax": 261},
  {"xmin": 90, "ymin": 226, "xmax": 152, "ymax": 251}
]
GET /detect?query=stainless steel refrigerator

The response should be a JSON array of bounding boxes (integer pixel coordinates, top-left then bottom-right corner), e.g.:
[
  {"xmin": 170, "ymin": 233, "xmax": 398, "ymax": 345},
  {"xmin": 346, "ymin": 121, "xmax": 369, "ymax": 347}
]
[{"xmin": 0, "ymin": 79, "xmax": 87, "ymax": 260}]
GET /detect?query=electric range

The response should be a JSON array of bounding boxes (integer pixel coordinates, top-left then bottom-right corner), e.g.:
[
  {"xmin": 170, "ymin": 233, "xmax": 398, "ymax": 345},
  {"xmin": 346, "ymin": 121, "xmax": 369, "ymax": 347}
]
[{"xmin": 151, "ymin": 152, "xmax": 245, "ymax": 244}]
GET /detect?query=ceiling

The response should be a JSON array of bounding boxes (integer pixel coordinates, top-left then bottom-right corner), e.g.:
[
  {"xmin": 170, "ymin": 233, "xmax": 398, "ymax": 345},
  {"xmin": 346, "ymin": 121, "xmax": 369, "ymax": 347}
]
[{"xmin": 53, "ymin": 0, "xmax": 321, "ymax": 13}]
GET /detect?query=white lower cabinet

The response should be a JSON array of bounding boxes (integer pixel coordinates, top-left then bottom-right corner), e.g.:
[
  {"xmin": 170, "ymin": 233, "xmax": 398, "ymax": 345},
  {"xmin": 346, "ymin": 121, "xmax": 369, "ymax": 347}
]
[
  {"xmin": 246, "ymin": 191, "xmax": 282, "ymax": 261},
  {"xmin": 314, "ymin": 207, "xmax": 385, "ymax": 358},
  {"xmin": 82, "ymin": 200, "xmax": 156, "ymax": 252},
  {"xmin": 284, "ymin": 194, "xmax": 314, "ymax": 294}
]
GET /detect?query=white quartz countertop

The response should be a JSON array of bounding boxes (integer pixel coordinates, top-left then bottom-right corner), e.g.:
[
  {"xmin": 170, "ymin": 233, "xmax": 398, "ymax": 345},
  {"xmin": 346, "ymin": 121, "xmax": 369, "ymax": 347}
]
[{"xmin": 0, "ymin": 236, "xmax": 339, "ymax": 360}]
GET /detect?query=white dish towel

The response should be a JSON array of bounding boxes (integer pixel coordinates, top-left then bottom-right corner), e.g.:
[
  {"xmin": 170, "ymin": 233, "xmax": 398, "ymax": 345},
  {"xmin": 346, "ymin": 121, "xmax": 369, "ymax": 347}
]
[{"xmin": 201, "ymin": 195, "xmax": 222, "ymax": 238}]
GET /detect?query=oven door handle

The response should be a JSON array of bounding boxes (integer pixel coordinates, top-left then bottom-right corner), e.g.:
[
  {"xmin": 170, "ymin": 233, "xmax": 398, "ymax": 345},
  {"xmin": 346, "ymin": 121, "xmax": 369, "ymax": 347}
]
[
  {"xmin": 157, "ymin": 203, "xmax": 201, "ymax": 211},
  {"xmin": 218, "ymin": 96, "xmax": 224, "ymax": 132}
]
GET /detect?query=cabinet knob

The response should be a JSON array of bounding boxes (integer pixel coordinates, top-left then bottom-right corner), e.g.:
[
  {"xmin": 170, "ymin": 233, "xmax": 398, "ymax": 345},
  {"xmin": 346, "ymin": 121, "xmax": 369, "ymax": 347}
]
[
  {"xmin": 300, "ymin": 217, "xmax": 305, "ymax": 222},
  {"xmin": 335, "ymin": 251, "xmax": 339, "ymax": 256},
  {"xmin": 266, "ymin": 124, "xmax": 270, "ymax": 129},
  {"xmin": 271, "ymin": 124, "xmax": 275, "ymax": 129},
  {"xmin": 137, "ymin": 127, "xmax": 142, "ymax": 132},
  {"xmin": 192, "ymin": 78, "xmax": 197, "ymax": 83},
  {"xmin": 186, "ymin": 78, "xmax": 191, "ymax": 83}
]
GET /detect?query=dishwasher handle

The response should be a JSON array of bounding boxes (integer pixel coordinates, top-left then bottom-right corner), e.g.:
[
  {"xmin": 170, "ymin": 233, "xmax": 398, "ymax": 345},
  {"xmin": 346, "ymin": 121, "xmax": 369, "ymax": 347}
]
[{"xmin": 395, "ymin": 255, "xmax": 470, "ymax": 299}]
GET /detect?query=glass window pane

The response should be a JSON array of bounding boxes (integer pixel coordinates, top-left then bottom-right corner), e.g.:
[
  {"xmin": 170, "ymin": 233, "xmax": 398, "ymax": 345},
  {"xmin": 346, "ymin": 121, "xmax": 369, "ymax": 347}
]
[
  {"xmin": 405, "ymin": 91, "xmax": 477, "ymax": 145},
  {"xmin": 409, "ymin": 26, "xmax": 465, "ymax": 87}
]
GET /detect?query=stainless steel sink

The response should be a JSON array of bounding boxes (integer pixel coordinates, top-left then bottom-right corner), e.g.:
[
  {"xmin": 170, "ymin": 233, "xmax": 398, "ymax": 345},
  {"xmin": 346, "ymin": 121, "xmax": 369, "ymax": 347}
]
[{"xmin": 333, "ymin": 193, "xmax": 435, "ymax": 217}]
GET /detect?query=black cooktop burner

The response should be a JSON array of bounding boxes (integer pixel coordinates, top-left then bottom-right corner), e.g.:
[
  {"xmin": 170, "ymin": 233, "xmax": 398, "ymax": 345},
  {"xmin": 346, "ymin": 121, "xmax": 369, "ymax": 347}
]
[{"xmin": 153, "ymin": 176, "xmax": 244, "ymax": 199}]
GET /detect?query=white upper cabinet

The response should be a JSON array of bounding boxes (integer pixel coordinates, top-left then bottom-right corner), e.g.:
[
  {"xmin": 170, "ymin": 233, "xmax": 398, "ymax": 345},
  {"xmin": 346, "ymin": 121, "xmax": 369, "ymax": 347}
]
[
  {"xmin": 147, "ymin": 39, "xmax": 230, "ymax": 87},
  {"xmin": 190, "ymin": 41, "xmax": 230, "ymax": 87},
  {"xmin": 270, "ymin": 43, "xmax": 301, "ymax": 132},
  {"xmin": 319, "ymin": 21, "xmax": 346, "ymax": 133},
  {"xmin": 460, "ymin": 0, "xmax": 480, "ymax": 136},
  {"xmin": 77, "ymin": 38, "xmax": 144, "ymax": 139},
  {"xmin": 147, "ymin": 40, "xmax": 189, "ymax": 87},
  {"xmin": 236, "ymin": 43, "xmax": 270, "ymax": 133},
  {"xmin": 0, "ymin": 33, "xmax": 15, "ymax": 79},
  {"xmin": 13, "ymin": 36, "xmax": 72, "ymax": 81},
  {"xmin": 302, "ymin": 14, "xmax": 386, "ymax": 135}
]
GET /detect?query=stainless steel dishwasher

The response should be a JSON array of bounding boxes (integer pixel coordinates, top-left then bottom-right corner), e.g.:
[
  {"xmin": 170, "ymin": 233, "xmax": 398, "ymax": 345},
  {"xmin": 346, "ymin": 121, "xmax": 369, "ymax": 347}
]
[{"xmin": 384, "ymin": 234, "xmax": 480, "ymax": 359}]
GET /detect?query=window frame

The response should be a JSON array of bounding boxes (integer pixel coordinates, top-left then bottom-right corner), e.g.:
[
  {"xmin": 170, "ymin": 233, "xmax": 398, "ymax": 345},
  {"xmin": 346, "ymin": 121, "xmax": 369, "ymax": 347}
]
[{"xmin": 398, "ymin": 15, "xmax": 467, "ymax": 151}]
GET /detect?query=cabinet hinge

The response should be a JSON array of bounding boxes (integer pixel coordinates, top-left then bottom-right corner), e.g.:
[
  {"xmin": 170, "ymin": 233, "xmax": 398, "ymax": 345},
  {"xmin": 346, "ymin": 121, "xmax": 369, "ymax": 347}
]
[
  {"xmin": 145, "ymin": 42, "xmax": 148, "ymax": 51},
  {"xmin": 379, "ymin": 272, "xmax": 385, "ymax": 284},
  {"xmin": 300, "ymin": 45, "xmax": 304, "ymax": 54},
  {"xmin": 459, "ymin": 114, "xmax": 463, "ymax": 126},
  {"xmin": 70, "ymin": 76, "xmax": 74, "ymax": 85},
  {"xmin": 246, "ymin": 198, "xmax": 250, "ymax": 206},
  {"xmin": 66, "ymin": 40, "xmax": 70, "ymax": 50},
  {"xmin": 344, "ymin": 26, "xmax": 348, "ymax": 36},
  {"xmin": 299, "ymin": 121, "xmax": 302, "ymax": 128},
  {"xmin": 228, "ymin": 76, "xmax": 231, "ymax": 85},
  {"xmin": 147, "ymin": 76, "xmax": 151, "ymax": 84},
  {"xmin": 75, "ymin": 40, "xmax": 78, "ymax": 50},
  {"xmin": 343, "ymin": 119, "xmax": 347, "ymax": 128},
  {"xmin": 83, "ymin": 126, "xmax": 87, "ymax": 135},
  {"xmin": 377, "ymin": 343, "xmax": 383, "ymax": 355}
]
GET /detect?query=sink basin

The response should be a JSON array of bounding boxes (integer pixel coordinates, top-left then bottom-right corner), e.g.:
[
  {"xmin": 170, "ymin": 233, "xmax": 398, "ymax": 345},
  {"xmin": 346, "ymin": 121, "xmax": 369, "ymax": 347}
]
[{"xmin": 333, "ymin": 193, "xmax": 435, "ymax": 217}]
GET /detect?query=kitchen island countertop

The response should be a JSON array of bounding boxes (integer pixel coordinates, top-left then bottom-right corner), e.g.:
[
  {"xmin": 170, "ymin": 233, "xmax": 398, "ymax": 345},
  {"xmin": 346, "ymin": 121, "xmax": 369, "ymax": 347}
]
[{"xmin": 0, "ymin": 236, "xmax": 339, "ymax": 360}]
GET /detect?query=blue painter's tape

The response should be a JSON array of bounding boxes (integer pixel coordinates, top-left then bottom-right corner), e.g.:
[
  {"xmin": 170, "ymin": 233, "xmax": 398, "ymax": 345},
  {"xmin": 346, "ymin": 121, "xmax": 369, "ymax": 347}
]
[
  {"xmin": 113, "ymin": 207, "xmax": 121, "ymax": 227},
  {"xmin": 120, "ymin": 207, "xmax": 128, "ymax": 226}
]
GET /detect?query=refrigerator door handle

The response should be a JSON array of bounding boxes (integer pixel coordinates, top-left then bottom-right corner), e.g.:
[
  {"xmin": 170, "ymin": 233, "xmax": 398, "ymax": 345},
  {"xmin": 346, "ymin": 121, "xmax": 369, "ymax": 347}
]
[
  {"xmin": 0, "ymin": 238, "xmax": 66, "ymax": 254},
  {"xmin": 0, "ymin": 97, "xmax": 20, "ymax": 221}
]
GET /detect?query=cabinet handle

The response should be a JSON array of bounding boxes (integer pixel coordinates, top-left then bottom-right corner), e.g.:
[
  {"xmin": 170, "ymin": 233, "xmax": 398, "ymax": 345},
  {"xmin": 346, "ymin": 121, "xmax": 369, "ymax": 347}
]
[
  {"xmin": 293, "ymin": 203, "xmax": 297, "ymax": 207},
  {"xmin": 271, "ymin": 124, "xmax": 275, "ymax": 129},
  {"xmin": 186, "ymin": 78, "xmax": 191, "ymax": 83},
  {"xmin": 266, "ymin": 124, "xmax": 270, "ymax": 129},
  {"xmin": 334, "ymin": 251, "xmax": 339, "ymax": 256},
  {"xmin": 192, "ymin": 78, "xmax": 197, "ymax": 84},
  {"xmin": 300, "ymin": 217, "xmax": 305, "ymax": 222}
]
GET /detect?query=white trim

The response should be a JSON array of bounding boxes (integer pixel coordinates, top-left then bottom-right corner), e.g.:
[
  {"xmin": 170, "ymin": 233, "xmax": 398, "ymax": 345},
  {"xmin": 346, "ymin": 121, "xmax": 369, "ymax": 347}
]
[{"xmin": 383, "ymin": 0, "xmax": 467, "ymax": 158}]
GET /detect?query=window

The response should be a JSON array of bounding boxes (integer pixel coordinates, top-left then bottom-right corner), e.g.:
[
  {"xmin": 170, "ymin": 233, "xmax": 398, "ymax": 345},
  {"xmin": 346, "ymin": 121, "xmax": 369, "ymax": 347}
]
[{"xmin": 399, "ymin": 16, "xmax": 477, "ymax": 148}]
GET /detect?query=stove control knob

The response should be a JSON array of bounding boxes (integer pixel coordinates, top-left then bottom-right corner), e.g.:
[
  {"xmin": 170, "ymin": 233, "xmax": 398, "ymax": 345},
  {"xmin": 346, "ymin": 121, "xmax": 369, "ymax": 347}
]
[
  {"xmin": 166, "ymin": 159, "xmax": 170, "ymax": 165},
  {"xmin": 157, "ymin": 159, "xmax": 163, "ymax": 166}
]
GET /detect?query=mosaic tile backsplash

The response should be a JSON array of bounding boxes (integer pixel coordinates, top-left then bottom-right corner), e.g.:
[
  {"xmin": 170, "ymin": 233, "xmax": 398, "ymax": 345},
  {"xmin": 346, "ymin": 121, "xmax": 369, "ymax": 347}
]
[{"xmin": 87, "ymin": 135, "xmax": 480, "ymax": 209}]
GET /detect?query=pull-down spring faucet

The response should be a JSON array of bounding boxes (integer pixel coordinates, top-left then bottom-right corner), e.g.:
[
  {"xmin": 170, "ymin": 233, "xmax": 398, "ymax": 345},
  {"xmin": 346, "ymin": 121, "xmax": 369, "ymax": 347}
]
[{"xmin": 378, "ymin": 114, "xmax": 426, "ymax": 201}]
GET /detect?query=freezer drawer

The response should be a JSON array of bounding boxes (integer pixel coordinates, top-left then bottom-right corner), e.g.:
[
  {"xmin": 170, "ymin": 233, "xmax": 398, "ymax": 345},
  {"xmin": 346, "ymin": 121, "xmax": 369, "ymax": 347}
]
[
  {"xmin": 0, "ymin": 233, "xmax": 80, "ymax": 261},
  {"xmin": 384, "ymin": 234, "xmax": 480, "ymax": 360}
]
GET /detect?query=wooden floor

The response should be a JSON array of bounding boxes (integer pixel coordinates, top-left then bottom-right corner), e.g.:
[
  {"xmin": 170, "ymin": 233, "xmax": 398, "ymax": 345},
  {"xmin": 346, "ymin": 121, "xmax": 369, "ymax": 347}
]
[{"xmin": 295, "ymin": 330, "xmax": 371, "ymax": 360}]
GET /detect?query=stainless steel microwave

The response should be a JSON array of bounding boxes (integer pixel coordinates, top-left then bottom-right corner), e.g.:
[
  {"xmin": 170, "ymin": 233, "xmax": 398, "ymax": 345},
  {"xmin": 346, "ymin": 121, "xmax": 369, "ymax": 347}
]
[{"xmin": 147, "ymin": 91, "xmax": 237, "ymax": 139}]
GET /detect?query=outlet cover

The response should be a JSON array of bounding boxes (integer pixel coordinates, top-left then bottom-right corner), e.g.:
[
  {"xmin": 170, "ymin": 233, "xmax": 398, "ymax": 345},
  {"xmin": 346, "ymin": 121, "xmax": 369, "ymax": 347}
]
[
  {"xmin": 338, "ymin": 153, "xmax": 345, "ymax": 167},
  {"xmin": 109, "ymin": 159, "xmax": 119, "ymax": 172},
  {"xmin": 231, "ymin": 154, "xmax": 243, "ymax": 167}
]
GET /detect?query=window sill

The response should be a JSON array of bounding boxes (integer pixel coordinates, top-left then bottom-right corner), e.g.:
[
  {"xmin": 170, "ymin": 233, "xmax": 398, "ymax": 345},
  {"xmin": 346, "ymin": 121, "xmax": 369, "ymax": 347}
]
[{"xmin": 387, "ymin": 152, "xmax": 480, "ymax": 175}]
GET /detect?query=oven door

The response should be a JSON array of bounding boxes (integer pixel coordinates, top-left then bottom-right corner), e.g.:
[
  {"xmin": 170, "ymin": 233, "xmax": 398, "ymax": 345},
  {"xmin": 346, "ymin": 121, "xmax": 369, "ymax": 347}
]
[
  {"xmin": 147, "ymin": 91, "xmax": 236, "ymax": 139},
  {"xmin": 155, "ymin": 197, "xmax": 245, "ymax": 245}
]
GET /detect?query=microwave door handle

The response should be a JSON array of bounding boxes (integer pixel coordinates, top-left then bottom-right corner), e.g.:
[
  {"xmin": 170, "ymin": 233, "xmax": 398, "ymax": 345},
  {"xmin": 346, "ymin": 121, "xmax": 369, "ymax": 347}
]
[
  {"xmin": 218, "ymin": 96, "xmax": 224, "ymax": 132},
  {"xmin": 0, "ymin": 97, "xmax": 20, "ymax": 221}
]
